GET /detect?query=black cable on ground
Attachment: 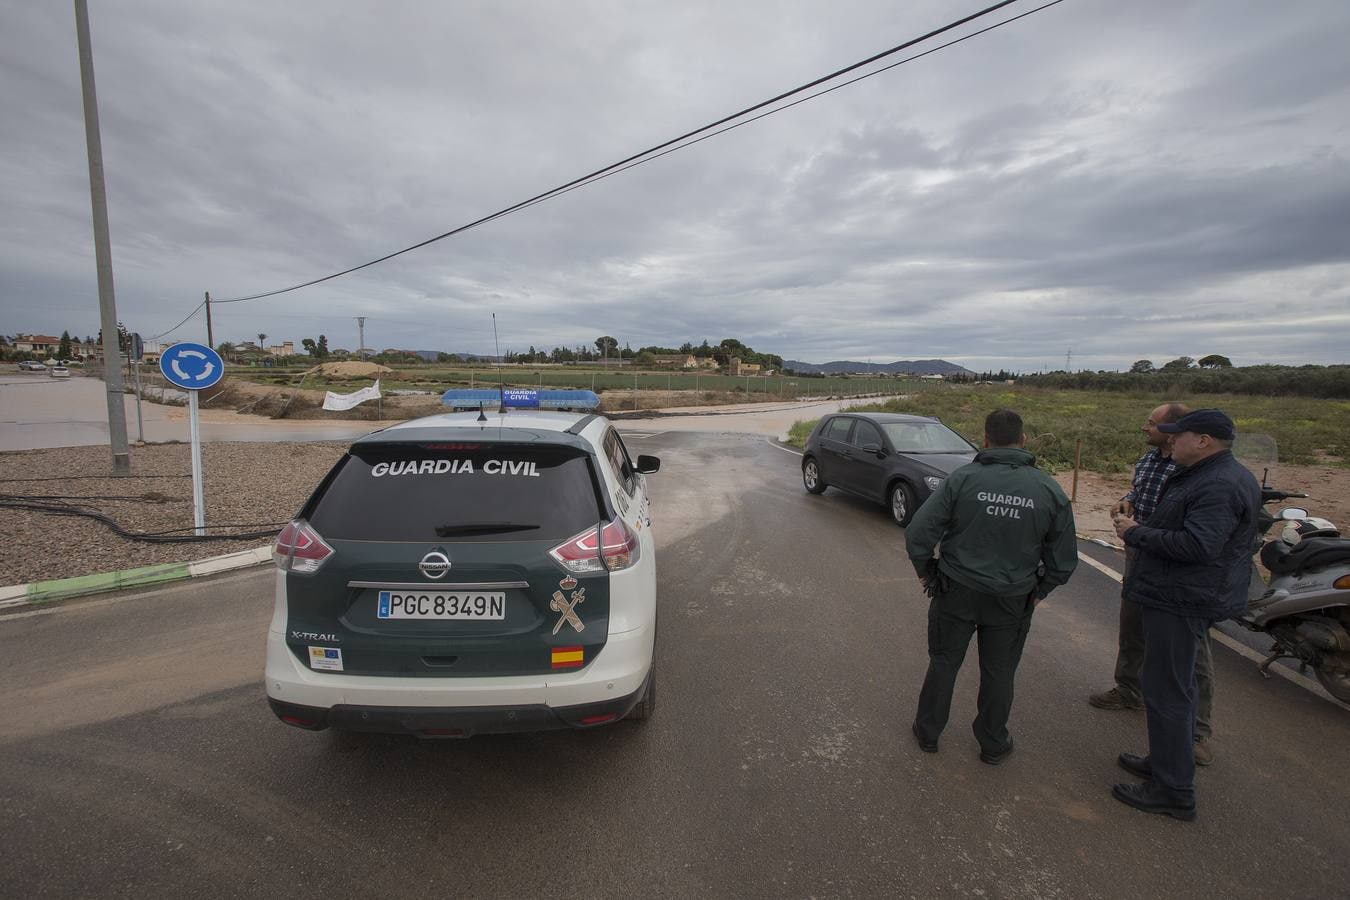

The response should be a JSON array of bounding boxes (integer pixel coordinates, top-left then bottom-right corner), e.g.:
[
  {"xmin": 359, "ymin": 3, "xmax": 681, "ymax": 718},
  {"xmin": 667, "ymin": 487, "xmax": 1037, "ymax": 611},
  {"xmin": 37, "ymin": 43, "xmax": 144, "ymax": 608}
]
[
  {"xmin": 0, "ymin": 474, "xmax": 191, "ymax": 482},
  {"xmin": 0, "ymin": 499, "xmax": 284, "ymax": 543}
]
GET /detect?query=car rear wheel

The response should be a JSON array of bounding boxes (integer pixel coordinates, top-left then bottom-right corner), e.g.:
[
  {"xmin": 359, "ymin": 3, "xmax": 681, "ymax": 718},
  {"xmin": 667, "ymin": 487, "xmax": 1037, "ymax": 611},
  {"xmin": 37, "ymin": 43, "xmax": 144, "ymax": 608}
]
[
  {"xmin": 889, "ymin": 481, "xmax": 917, "ymax": 527},
  {"xmin": 802, "ymin": 457, "xmax": 827, "ymax": 494},
  {"xmin": 627, "ymin": 668, "xmax": 656, "ymax": 721}
]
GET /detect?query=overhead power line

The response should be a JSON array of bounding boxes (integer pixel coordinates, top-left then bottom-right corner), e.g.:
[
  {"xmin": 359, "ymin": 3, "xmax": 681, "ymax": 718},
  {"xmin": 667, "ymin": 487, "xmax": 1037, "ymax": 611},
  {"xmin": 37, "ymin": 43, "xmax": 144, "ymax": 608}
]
[
  {"xmin": 209, "ymin": 0, "xmax": 1054, "ymax": 306},
  {"xmin": 149, "ymin": 298, "xmax": 206, "ymax": 341}
]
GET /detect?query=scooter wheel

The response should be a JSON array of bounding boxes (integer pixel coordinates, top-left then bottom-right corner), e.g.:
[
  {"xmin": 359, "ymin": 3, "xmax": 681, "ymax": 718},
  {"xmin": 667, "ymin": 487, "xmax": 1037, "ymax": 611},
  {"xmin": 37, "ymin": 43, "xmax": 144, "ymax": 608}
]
[{"xmin": 1315, "ymin": 653, "xmax": 1350, "ymax": 704}]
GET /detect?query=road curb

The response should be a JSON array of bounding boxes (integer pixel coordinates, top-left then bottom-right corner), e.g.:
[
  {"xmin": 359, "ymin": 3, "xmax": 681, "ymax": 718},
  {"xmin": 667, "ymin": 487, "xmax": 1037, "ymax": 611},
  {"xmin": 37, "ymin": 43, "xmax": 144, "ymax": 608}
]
[{"xmin": 0, "ymin": 545, "xmax": 271, "ymax": 610}]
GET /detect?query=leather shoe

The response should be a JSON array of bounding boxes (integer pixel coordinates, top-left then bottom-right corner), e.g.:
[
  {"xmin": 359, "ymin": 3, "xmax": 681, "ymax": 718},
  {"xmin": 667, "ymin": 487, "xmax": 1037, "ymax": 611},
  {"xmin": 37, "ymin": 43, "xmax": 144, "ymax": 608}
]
[
  {"xmin": 911, "ymin": 722, "xmax": 938, "ymax": 753},
  {"xmin": 980, "ymin": 737, "xmax": 1014, "ymax": 765},
  {"xmin": 1111, "ymin": 781, "xmax": 1196, "ymax": 821},
  {"xmin": 1193, "ymin": 741, "xmax": 1213, "ymax": 767},
  {"xmin": 1118, "ymin": 752, "xmax": 1151, "ymax": 778}
]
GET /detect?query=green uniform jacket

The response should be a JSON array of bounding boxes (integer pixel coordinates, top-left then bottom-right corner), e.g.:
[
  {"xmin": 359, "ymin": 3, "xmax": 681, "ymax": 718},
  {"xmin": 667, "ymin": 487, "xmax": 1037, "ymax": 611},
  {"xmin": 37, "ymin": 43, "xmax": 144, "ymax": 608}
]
[{"xmin": 906, "ymin": 447, "xmax": 1078, "ymax": 599}]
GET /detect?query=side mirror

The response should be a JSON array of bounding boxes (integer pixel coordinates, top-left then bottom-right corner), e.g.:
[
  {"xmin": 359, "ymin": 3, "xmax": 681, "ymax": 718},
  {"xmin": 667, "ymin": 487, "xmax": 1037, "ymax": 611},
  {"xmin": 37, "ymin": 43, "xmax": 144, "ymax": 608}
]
[
  {"xmin": 861, "ymin": 442, "xmax": 885, "ymax": 458},
  {"xmin": 635, "ymin": 454, "xmax": 661, "ymax": 474},
  {"xmin": 1279, "ymin": 507, "xmax": 1308, "ymax": 520}
]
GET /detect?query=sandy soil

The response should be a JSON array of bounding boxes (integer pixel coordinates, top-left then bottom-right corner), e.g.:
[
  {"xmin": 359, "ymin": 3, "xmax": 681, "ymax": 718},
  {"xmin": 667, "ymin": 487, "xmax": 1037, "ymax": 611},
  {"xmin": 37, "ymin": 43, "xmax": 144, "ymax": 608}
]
[
  {"xmin": 1054, "ymin": 466, "xmax": 1349, "ymax": 546},
  {"xmin": 302, "ymin": 361, "xmax": 393, "ymax": 378}
]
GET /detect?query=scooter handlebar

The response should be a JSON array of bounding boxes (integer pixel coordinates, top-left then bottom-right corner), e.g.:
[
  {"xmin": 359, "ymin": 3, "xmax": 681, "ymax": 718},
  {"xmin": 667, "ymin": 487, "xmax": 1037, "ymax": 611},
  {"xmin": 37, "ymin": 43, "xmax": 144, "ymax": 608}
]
[{"xmin": 1261, "ymin": 489, "xmax": 1308, "ymax": 503}]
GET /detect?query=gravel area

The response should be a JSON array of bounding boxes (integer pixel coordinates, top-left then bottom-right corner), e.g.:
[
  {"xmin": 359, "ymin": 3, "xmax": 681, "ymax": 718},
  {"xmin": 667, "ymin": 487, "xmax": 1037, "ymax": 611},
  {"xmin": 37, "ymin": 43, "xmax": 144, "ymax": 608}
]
[{"xmin": 0, "ymin": 442, "xmax": 347, "ymax": 584}]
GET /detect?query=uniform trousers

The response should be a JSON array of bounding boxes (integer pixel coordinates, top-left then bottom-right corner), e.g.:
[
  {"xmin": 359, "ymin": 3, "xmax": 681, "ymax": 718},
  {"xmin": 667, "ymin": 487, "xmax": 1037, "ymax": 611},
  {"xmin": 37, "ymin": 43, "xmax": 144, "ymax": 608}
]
[
  {"xmin": 1140, "ymin": 605, "xmax": 1212, "ymax": 797},
  {"xmin": 1116, "ymin": 548, "xmax": 1215, "ymax": 740},
  {"xmin": 913, "ymin": 579, "xmax": 1034, "ymax": 757}
]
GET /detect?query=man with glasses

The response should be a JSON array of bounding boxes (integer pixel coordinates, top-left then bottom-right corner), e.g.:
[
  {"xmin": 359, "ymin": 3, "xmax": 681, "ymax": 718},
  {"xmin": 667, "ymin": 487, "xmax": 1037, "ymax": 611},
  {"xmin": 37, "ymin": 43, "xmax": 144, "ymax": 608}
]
[
  {"xmin": 1089, "ymin": 402, "xmax": 1218, "ymax": 765},
  {"xmin": 1109, "ymin": 409, "xmax": 1260, "ymax": 820}
]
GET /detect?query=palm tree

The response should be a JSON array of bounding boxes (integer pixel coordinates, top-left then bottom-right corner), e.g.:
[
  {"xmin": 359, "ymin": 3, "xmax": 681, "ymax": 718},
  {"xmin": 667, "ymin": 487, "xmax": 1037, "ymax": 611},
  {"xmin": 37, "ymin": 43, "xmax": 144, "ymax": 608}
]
[{"xmin": 257, "ymin": 333, "xmax": 268, "ymax": 353}]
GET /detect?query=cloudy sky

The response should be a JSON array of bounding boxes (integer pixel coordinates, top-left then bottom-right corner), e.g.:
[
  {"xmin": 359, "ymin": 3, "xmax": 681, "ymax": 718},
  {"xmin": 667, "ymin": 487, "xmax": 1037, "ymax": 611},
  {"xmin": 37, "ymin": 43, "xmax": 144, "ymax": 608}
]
[{"xmin": 3, "ymin": 0, "xmax": 1348, "ymax": 371}]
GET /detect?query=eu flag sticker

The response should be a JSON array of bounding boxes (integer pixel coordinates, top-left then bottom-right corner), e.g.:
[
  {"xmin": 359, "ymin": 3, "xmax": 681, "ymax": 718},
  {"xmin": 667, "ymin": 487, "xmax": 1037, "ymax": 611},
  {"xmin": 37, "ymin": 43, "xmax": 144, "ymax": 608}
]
[
  {"xmin": 308, "ymin": 646, "xmax": 344, "ymax": 671},
  {"xmin": 378, "ymin": 591, "xmax": 391, "ymax": 618}
]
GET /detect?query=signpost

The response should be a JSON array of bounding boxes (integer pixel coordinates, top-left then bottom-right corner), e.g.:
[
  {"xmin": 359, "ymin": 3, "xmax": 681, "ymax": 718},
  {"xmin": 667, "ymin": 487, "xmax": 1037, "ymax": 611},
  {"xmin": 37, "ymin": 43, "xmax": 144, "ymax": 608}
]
[
  {"xmin": 159, "ymin": 342, "xmax": 223, "ymax": 536},
  {"xmin": 130, "ymin": 332, "xmax": 145, "ymax": 443}
]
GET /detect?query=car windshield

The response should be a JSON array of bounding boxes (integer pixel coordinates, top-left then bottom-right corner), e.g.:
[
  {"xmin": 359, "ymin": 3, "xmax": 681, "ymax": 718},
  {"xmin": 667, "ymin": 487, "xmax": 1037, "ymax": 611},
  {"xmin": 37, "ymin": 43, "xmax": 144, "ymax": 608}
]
[{"xmin": 881, "ymin": 422, "xmax": 975, "ymax": 454}]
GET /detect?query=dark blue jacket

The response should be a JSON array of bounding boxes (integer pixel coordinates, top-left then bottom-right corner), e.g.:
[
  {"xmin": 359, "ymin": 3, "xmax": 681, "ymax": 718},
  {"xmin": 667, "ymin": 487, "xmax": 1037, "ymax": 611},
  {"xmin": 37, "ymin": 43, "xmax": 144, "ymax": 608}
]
[{"xmin": 1122, "ymin": 449, "xmax": 1261, "ymax": 619}]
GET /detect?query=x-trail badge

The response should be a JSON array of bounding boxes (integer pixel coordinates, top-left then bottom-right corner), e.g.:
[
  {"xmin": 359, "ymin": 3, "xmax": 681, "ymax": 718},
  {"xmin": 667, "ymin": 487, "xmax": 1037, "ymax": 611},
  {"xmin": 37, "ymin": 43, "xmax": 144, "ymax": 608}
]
[{"xmin": 419, "ymin": 551, "xmax": 451, "ymax": 579}]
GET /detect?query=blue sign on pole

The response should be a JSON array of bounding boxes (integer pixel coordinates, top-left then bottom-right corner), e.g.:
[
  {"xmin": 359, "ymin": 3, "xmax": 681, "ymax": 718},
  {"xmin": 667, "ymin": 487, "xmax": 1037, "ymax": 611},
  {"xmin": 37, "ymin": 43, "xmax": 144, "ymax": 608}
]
[{"xmin": 159, "ymin": 342, "xmax": 224, "ymax": 391}]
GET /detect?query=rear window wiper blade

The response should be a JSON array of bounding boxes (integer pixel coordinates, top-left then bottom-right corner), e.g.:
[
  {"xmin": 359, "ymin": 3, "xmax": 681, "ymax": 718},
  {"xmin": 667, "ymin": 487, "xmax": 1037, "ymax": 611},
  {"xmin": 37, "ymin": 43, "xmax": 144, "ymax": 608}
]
[{"xmin": 434, "ymin": 522, "xmax": 541, "ymax": 536}]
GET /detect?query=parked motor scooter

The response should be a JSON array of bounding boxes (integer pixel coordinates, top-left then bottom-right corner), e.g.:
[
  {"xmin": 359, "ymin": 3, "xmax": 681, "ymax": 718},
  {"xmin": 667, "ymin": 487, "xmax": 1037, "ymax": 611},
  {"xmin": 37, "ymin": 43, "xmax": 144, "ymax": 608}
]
[{"xmin": 1238, "ymin": 476, "xmax": 1350, "ymax": 703}]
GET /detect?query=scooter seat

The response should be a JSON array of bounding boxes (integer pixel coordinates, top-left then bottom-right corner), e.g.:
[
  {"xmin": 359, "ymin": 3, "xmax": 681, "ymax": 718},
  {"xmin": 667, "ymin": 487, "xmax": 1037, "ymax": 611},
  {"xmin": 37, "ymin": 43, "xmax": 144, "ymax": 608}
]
[{"xmin": 1261, "ymin": 536, "xmax": 1350, "ymax": 577}]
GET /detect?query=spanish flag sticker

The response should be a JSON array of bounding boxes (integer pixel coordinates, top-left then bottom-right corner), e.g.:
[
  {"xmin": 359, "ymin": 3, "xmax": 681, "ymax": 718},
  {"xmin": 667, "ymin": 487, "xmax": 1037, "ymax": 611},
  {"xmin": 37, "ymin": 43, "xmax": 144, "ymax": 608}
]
[{"xmin": 551, "ymin": 646, "xmax": 584, "ymax": 669}]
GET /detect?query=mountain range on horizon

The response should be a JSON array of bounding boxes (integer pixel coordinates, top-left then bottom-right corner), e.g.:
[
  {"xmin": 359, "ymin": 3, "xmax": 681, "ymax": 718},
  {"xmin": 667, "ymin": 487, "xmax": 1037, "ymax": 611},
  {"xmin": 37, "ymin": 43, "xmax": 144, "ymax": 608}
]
[{"xmin": 784, "ymin": 358, "xmax": 974, "ymax": 376}]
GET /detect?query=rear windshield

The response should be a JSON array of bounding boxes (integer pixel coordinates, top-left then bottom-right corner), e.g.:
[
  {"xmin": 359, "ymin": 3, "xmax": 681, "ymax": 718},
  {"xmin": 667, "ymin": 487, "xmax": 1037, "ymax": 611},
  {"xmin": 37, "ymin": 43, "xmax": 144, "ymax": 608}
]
[
  {"xmin": 308, "ymin": 443, "xmax": 603, "ymax": 542},
  {"xmin": 881, "ymin": 422, "xmax": 976, "ymax": 454}
]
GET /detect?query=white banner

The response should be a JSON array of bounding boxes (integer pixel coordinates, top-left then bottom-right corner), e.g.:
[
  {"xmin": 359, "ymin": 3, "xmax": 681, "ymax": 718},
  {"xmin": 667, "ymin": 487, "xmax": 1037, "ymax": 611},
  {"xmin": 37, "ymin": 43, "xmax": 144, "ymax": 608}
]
[{"xmin": 323, "ymin": 379, "xmax": 381, "ymax": 411}]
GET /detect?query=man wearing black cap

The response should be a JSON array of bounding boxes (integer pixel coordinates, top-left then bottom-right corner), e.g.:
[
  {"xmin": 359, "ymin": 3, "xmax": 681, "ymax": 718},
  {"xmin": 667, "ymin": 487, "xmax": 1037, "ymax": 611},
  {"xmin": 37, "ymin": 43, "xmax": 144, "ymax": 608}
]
[{"xmin": 1110, "ymin": 408, "xmax": 1260, "ymax": 820}]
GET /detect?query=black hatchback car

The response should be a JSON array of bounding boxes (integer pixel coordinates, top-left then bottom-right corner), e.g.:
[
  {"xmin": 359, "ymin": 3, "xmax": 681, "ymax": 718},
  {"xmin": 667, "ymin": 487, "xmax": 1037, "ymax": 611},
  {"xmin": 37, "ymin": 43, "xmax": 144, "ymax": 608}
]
[{"xmin": 801, "ymin": 412, "xmax": 977, "ymax": 526}]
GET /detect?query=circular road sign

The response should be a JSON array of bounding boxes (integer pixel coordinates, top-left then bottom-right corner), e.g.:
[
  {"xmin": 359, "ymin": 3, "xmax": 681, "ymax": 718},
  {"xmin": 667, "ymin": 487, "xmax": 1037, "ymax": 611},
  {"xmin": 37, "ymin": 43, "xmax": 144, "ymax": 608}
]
[{"xmin": 159, "ymin": 342, "xmax": 224, "ymax": 391}]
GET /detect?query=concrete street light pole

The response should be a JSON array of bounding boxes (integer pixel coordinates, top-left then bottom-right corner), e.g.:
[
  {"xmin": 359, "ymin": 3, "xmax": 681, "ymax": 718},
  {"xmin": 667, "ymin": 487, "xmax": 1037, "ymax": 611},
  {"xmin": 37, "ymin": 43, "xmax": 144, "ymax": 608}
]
[{"xmin": 74, "ymin": 0, "xmax": 130, "ymax": 474}]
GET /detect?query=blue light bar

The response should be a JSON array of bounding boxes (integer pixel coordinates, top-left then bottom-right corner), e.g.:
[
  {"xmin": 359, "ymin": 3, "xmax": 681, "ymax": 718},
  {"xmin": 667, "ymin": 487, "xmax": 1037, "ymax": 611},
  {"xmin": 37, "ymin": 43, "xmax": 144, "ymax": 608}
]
[{"xmin": 441, "ymin": 388, "xmax": 600, "ymax": 411}]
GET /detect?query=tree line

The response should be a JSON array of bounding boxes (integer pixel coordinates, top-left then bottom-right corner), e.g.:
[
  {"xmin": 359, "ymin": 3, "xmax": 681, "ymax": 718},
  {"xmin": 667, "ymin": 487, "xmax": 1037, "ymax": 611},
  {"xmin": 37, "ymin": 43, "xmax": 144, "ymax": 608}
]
[{"xmin": 1019, "ymin": 363, "xmax": 1350, "ymax": 399}]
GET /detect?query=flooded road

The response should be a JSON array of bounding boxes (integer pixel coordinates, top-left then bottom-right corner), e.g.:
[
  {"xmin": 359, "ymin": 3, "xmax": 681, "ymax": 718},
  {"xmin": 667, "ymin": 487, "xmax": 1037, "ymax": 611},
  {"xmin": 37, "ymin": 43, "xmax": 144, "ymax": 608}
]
[{"xmin": 0, "ymin": 374, "xmax": 382, "ymax": 450}]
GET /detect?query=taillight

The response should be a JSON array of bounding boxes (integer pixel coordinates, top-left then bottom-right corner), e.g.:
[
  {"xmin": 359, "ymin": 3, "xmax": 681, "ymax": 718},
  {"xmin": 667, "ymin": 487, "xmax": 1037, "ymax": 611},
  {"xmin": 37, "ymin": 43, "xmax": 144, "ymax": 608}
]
[
  {"xmin": 549, "ymin": 520, "xmax": 640, "ymax": 574},
  {"xmin": 272, "ymin": 520, "xmax": 334, "ymax": 574}
]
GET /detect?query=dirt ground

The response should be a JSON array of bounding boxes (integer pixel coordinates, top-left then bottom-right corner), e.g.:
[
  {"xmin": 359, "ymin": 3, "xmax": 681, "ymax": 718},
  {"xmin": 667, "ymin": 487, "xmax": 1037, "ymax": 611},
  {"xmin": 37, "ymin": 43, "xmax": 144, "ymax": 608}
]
[{"xmin": 1056, "ymin": 466, "xmax": 1349, "ymax": 546}]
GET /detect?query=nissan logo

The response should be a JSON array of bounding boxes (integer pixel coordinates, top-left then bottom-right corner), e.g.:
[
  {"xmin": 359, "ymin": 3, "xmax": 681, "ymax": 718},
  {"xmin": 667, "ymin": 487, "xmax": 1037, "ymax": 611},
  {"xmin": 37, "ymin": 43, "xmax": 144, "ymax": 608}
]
[{"xmin": 418, "ymin": 551, "xmax": 451, "ymax": 580}]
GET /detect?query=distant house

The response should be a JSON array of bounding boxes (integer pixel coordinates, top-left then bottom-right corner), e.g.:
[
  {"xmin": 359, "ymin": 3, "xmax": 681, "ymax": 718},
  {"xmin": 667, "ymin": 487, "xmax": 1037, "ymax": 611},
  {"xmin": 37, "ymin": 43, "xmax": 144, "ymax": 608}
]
[
  {"xmin": 13, "ymin": 334, "xmax": 61, "ymax": 355},
  {"xmin": 727, "ymin": 357, "xmax": 761, "ymax": 376},
  {"xmin": 267, "ymin": 341, "xmax": 295, "ymax": 356},
  {"xmin": 652, "ymin": 354, "xmax": 698, "ymax": 369}
]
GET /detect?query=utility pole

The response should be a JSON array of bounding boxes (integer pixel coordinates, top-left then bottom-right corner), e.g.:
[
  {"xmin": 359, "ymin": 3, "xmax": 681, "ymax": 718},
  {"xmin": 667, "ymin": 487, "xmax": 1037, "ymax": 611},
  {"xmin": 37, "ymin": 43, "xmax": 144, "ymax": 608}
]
[
  {"xmin": 75, "ymin": 0, "xmax": 130, "ymax": 474},
  {"xmin": 355, "ymin": 316, "xmax": 366, "ymax": 359},
  {"xmin": 204, "ymin": 291, "xmax": 214, "ymax": 348},
  {"xmin": 1065, "ymin": 347, "xmax": 1072, "ymax": 371}
]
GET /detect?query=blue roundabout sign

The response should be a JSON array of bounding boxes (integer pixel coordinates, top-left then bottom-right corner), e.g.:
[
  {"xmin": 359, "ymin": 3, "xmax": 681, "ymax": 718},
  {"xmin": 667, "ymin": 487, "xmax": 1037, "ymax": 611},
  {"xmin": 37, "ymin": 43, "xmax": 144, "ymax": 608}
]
[{"xmin": 159, "ymin": 342, "xmax": 224, "ymax": 391}]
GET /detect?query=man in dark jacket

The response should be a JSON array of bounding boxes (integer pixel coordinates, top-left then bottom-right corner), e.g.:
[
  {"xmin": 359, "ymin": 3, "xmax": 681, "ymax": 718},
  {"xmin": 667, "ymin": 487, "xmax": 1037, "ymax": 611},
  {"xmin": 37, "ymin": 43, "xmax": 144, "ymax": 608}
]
[
  {"xmin": 1111, "ymin": 408, "xmax": 1260, "ymax": 820},
  {"xmin": 907, "ymin": 409, "xmax": 1078, "ymax": 764},
  {"xmin": 1089, "ymin": 401, "xmax": 1219, "ymax": 766}
]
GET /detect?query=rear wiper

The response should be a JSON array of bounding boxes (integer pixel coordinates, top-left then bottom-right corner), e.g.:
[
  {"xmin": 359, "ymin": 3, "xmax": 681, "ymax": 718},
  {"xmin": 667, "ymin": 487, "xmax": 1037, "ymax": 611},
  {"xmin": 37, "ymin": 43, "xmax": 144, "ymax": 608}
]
[{"xmin": 435, "ymin": 522, "xmax": 540, "ymax": 536}]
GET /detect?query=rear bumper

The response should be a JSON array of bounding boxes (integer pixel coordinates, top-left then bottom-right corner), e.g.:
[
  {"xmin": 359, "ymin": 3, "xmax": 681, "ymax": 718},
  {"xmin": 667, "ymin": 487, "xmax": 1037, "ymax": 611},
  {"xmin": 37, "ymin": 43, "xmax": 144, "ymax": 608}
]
[
  {"xmin": 264, "ymin": 619, "xmax": 654, "ymax": 730},
  {"xmin": 269, "ymin": 670, "xmax": 649, "ymax": 737}
]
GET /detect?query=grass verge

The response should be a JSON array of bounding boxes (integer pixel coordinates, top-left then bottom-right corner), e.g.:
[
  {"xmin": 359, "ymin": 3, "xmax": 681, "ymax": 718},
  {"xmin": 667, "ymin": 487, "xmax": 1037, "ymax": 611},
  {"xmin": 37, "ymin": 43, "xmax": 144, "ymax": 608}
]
[{"xmin": 787, "ymin": 386, "xmax": 1350, "ymax": 473}]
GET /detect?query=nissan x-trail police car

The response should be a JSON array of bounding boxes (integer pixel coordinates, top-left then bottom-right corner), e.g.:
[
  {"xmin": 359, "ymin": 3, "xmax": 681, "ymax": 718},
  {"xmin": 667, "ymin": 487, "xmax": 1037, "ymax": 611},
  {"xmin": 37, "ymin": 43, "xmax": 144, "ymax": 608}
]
[{"xmin": 266, "ymin": 389, "xmax": 660, "ymax": 737}]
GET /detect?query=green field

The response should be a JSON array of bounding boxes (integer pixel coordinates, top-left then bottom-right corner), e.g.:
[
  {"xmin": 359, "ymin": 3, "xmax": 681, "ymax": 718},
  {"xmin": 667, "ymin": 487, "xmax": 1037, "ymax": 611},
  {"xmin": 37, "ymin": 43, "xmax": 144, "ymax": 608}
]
[
  {"xmin": 787, "ymin": 386, "xmax": 1350, "ymax": 472},
  {"xmin": 227, "ymin": 365, "xmax": 943, "ymax": 399}
]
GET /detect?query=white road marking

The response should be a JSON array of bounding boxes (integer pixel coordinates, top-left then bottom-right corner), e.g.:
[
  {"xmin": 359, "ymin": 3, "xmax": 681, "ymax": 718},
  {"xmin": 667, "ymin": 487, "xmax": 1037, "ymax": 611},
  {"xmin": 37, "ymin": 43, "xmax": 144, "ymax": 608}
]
[
  {"xmin": 1075, "ymin": 550, "xmax": 1349, "ymax": 710},
  {"xmin": 1076, "ymin": 552, "xmax": 1122, "ymax": 583},
  {"xmin": 768, "ymin": 439, "xmax": 803, "ymax": 456},
  {"xmin": 619, "ymin": 431, "xmax": 663, "ymax": 439}
]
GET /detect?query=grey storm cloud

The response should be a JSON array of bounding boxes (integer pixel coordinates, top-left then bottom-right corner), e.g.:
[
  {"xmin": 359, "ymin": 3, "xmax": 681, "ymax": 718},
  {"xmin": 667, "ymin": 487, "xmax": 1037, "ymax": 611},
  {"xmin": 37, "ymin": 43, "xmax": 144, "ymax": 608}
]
[{"xmin": 1, "ymin": 0, "xmax": 1348, "ymax": 370}]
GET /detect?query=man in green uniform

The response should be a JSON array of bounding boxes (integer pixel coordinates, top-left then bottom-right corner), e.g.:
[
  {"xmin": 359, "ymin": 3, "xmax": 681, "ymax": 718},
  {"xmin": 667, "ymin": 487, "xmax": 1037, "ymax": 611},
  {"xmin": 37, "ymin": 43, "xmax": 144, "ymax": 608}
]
[{"xmin": 907, "ymin": 409, "xmax": 1078, "ymax": 763}]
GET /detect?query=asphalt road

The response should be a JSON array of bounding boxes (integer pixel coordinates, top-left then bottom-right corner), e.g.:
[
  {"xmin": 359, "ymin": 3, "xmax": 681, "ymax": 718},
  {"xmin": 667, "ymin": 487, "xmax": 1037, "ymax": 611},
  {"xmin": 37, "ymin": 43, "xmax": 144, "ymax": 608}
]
[{"xmin": 2, "ymin": 431, "xmax": 1347, "ymax": 898}]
